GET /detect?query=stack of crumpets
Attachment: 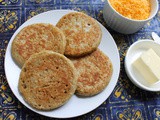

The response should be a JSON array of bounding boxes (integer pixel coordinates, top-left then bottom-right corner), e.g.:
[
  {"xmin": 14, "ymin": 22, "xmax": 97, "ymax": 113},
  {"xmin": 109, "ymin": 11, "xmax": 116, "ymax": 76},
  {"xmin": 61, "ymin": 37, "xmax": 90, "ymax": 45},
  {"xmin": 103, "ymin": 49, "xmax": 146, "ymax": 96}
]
[
  {"xmin": 11, "ymin": 11, "xmax": 113, "ymax": 111},
  {"xmin": 56, "ymin": 12, "xmax": 113, "ymax": 97}
]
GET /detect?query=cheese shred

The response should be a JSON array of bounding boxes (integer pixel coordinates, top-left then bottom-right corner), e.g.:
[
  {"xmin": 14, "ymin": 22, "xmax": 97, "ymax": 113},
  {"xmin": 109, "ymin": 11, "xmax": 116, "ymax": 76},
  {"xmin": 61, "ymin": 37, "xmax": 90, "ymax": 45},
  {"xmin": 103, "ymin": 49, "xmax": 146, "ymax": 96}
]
[{"xmin": 109, "ymin": 0, "xmax": 151, "ymax": 20}]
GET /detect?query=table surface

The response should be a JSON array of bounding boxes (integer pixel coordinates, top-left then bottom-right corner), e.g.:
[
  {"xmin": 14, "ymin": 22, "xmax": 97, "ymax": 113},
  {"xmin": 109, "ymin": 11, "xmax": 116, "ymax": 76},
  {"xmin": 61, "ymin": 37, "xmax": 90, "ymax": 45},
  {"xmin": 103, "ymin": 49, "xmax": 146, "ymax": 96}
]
[{"xmin": 0, "ymin": 0, "xmax": 160, "ymax": 120}]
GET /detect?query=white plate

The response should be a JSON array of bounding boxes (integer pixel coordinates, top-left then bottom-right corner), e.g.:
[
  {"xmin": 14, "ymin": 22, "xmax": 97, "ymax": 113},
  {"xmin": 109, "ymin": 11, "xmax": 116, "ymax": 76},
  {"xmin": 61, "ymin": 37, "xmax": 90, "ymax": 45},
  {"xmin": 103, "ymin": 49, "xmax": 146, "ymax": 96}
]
[{"xmin": 4, "ymin": 10, "xmax": 120, "ymax": 118}]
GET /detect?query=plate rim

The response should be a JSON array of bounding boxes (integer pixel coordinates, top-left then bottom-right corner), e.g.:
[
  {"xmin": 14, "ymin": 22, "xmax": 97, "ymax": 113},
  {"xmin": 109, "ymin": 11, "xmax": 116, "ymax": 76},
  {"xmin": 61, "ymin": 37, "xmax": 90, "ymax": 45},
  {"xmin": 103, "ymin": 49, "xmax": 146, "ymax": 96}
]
[{"xmin": 4, "ymin": 9, "xmax": 120, "ymax": 118}]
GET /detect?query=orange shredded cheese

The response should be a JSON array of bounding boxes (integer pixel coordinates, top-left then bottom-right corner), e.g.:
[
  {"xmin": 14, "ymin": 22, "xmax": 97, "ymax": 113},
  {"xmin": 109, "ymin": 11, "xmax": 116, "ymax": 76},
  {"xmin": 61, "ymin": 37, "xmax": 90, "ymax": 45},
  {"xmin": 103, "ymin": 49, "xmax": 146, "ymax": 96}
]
[{"xmin": 109, "ymin": 0, "xmax": 151, "ymax": 20}]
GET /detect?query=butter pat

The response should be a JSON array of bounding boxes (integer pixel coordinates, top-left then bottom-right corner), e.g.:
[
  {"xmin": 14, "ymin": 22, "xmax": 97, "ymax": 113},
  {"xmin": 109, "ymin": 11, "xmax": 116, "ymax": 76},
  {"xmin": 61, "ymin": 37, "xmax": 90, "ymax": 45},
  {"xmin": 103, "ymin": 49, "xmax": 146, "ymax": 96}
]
[{"xmin": 133, "ymin": 48, "xmax": 160, "ymax": 84}]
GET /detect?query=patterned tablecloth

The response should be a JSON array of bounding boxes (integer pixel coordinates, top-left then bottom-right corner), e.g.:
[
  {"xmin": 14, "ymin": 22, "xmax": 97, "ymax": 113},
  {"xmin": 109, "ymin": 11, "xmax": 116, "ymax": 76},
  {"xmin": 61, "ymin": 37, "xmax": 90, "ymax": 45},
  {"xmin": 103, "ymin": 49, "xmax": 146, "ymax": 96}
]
[{"xmin": 0, "ymin": 0, "xmax": 160, "ymax": 119}]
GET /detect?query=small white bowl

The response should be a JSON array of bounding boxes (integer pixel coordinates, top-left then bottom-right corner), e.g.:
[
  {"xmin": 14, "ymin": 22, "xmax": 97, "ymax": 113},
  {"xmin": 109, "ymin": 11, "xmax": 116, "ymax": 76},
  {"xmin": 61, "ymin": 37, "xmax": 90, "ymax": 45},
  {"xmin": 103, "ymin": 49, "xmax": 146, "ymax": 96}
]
[
  {"xmin": 103, "ymin": 0, "xmax": 159, "ymax": 34},
  {"xmin": 125, "ymin": 39, "xmax": 160, "ymax": 91}
]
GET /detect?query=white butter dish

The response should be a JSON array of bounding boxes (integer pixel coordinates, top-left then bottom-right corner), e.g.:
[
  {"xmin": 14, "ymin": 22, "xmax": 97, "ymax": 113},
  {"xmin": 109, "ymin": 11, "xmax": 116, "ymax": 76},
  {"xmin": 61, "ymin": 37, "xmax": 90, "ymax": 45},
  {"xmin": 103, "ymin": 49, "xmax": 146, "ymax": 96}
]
[{"xmin": 125, "ymin": 39, "xmax": 160, "ymax": 91}]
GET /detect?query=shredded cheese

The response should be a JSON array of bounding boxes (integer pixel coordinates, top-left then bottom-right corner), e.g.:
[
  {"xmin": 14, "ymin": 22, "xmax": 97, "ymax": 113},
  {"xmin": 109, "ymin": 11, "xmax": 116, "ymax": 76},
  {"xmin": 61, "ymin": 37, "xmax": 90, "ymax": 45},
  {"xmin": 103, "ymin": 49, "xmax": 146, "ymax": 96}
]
[{"xmin": 109, "ymin": 0, "xmax": 151, "ymax": 20}]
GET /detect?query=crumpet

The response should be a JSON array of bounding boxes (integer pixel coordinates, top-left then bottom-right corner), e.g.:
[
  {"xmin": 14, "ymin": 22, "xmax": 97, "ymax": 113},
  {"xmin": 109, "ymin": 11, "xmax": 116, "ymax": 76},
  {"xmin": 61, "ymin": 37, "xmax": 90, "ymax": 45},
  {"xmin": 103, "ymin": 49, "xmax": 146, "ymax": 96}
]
[
  {"xmin": 12, "ymin": 23, "xmax": 66, "ymax": 67},
  {"xmin": 71, "ymin": 49, "xmax": 113, "ymax": 96},
  {"xmin": 56, "ymin": 12, "xmax": 102, "ymax": 57},
  {"xmin": 18, "ymin": 51, "xmax": 77, "ymax": 110}
]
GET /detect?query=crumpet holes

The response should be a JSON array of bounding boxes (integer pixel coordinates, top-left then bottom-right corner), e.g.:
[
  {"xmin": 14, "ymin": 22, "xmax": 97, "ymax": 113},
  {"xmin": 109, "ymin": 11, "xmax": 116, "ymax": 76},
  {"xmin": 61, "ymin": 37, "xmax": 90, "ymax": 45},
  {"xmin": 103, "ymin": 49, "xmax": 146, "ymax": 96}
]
[
  {"xmin": 87, "ymin": 23, "xmax": 91, "ymax": 26},
  {"xmin": 22, "ymin": 84, "xmax": 27, "ymax": 89}
]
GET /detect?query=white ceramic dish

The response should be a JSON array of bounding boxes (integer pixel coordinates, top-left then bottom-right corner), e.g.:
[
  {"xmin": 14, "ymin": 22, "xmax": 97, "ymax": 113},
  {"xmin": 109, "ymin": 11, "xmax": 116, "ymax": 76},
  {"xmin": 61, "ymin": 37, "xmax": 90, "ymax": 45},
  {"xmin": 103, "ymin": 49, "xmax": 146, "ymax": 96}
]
[
  {"xmin": 125, "ymin": 39, "xmax": 160, "ymax": 91},
  {"xmin": 4, "ymin": 10, "xmax": 120, "ymax": 118},
  {"xmin": 103, "ymin": 0, "xmax": 159, "ymax": 34}
]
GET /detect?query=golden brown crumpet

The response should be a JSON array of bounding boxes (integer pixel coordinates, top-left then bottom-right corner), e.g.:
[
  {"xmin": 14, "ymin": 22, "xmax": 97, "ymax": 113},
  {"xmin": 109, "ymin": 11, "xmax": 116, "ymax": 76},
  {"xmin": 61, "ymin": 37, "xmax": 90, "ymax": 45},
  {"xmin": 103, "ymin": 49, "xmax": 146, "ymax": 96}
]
[
  {"xmin": 56, "ymin": 12, "xmax": 102, "ymax": 57},
  {"xmin": 18, "ymin": 51, "xmax": 77, "ymax": 110},
  {"xmin": 71, "ymin": 49, "xmax": 113, "ymax": 96},
  {"xmin": 12, "ymin": 23, "xmax": 66, "ymax": 67}
]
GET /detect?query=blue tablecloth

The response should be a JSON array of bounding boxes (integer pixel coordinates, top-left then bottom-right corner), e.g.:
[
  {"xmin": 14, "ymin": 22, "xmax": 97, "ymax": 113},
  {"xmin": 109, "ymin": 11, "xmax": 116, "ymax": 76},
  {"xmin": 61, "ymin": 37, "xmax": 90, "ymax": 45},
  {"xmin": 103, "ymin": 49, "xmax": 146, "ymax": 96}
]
[{"xmin": 0, "ymin": 0, "xmax": 160, "ymax": 119}]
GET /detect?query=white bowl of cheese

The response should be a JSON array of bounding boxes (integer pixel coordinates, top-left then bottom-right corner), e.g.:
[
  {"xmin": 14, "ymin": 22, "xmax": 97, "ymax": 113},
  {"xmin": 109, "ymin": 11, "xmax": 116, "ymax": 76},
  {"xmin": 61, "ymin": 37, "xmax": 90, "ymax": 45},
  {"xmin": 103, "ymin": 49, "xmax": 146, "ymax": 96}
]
[
  {"xmin": 103, "ymin": 0, "xmax": 159, "ymax": 34},
  {"xmin": 125, "ymin": 39, "xmax": 160, "ymax": 91}
]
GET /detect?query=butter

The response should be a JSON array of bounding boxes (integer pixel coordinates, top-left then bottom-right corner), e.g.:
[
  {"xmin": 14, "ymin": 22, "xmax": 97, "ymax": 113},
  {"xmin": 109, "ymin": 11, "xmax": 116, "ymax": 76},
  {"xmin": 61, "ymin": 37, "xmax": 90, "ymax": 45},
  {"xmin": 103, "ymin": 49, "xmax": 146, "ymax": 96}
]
[{"xmin": 132, "ymin": 48, "xmax": 160, "ymax": 84}]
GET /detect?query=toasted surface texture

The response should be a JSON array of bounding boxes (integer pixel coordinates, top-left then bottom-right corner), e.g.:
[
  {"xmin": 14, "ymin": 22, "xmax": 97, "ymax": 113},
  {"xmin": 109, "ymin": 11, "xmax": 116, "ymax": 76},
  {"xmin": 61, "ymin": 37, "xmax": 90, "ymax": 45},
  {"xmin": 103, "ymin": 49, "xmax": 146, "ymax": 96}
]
[
  {"xmin": 18, "ymin": 51, "xmax": 77, "ymax": 110},
  {"xmin": 56, "ymin": 12, "xmax": 102, "ymax": 57},
  {"xmin": 12, "ymin": 23, "xmax": 66, "ymax": 67},
  {"xmin": 71, "ymin": 49, "xmax": 113, "ymax": 96}
]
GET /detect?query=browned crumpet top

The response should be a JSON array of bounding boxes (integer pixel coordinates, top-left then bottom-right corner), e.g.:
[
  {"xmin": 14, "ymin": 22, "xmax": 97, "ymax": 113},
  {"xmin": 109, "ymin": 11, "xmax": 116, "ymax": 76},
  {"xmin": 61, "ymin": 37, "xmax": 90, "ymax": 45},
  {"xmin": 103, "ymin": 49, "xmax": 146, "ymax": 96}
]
[
  {"xmin": 71, "ymin": 49, "xmax": 113, "ymax": 96},
  {"xmin": 11, "ymin": 23, "xmax": 66, "ymax": 67},
  {"xmin": 56, "ymin": 12, "xmax": 102, "ymax": 57},
  {"xmin": 18, "ymin": 51, "xmax": 77, "ymax": 110}
]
